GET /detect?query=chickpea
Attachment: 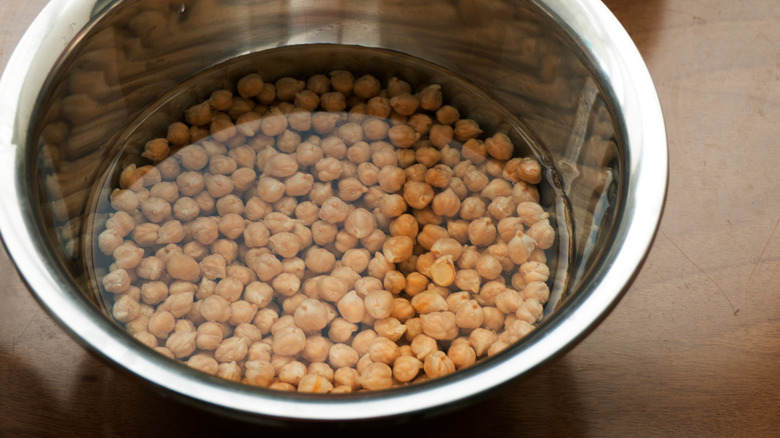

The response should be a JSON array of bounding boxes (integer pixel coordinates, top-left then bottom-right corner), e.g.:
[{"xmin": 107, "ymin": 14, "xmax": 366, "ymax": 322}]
[
  {"xmin": 293, "ymin": 298, "xmax": 329, "ymax": 333},
  {"xmin": 429, "ymin": 256, "xmax": 456, "ymax": 287},
  {"xmin": 416, "ymin": 224, "xmax": 448, "ymax": 251},
  {"xmin": 342, "ymin": 207, "xmax": 376, "ymax": 239},
  {"xmin": 431, "ymin": 188, "xmax": 461, "ymax": 217},
  {"xmin": 374, "ymin": 317, "xmax": 407, "ymax": 342},
  {"xmin": 457, "ymin": 196, "xmax": 485, "ymax": 221},
  {"xmin": 102, "ymin": 268, "xmax": 131, "ymax": 294},
  {"xmin": 411, "ymin": 290, "xmax": 449, "ymax": 315},
  {"xmin": 448, "ymin": 340, "xmax": 477, "ymax": 369},
  {"xmin": 237, "ymin": 73, "xmax": 264, "ymax": 98},
  {"xmin": 165, "ymin": 331, "xmax": 197, "ymax": 359},
  {"xmin": 327, "ymin": 318, "xmax": 358, "ymax": 343},
  {"xmin": 298, "ymin": 335, "xmax": 331, "ymax": 364},
  {"xmin": 401, "ymin": 181, "xmax": 433, "ymax": 210},
  {"xmin": 337, "ymin": 290, "xmax": 365, "ymax": 324},
  {"xmin": 420, "ymin": 311, "xmax": 459, "ymax": 341},
  {"xmin": 454, "ymin": 269, "xmax": 481, "ymax": 294},
  {"xmin": 382, "ymin": 235, "xmax": 414, "ymax": 263},
  {"xmin": 305, "ymin": 247, "xmax": 336, "ymax": 274},
  {"xmin": 367, "ymin": 337, "xmax": 400, "ymax": 365},
  {"xmin": 318, "ymin": 196, "xmax": 350, "ymax": 224},
  {"xmin": 363, "ymin": 289, "xmax": 394, "ymax": 320},
  {"xmin": 468, "ymin": 217, "xmax": 497, "ymax": 247},
  {"xmin": 269, "ymin": 272, "xmax": 300, "ymax": 298},
  {"xmin": 393, "ymin": 355, "xmax": 423, "ymax": 383},
  {"xmin": 360, "ymin": 228, "xmax": 387, "ymax": 254},
  {"xmin": 359, "ymin": 362, "xmax": 393, "ymax": 391},
  {"xmin": 246, "ymin": 250, "xmax": 283, "ymax": 281},
  {"xmin": 243, "ymin": 360, "xmax": 275, "ymax": 387},
  {"xmin": 273, "ymin": 326, "xmax": 306, "ymax": 356}
]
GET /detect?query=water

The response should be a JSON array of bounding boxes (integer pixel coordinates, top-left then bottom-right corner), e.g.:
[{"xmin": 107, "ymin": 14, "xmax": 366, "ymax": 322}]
[{"xmin": 79, "ymin": 44, "xmax": 573, "ymax": 381}]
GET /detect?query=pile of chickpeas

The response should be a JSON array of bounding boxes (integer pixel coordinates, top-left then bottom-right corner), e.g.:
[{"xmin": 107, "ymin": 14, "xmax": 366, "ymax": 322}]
[{"xmin": 97, "ymin": 69, "xmax": 556, "ymax": 393}]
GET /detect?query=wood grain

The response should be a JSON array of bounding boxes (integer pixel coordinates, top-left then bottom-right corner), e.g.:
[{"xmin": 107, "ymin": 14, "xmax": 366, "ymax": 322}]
[{"xmin": 2, "ymin": 0, "xmax": 780, "ymax": 436}]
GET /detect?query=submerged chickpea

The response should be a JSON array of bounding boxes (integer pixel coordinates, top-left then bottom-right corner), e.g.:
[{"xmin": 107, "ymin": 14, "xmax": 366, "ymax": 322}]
[{"xmin": 101, "ymin": 69, "xmax": 556, "ymax": 393}]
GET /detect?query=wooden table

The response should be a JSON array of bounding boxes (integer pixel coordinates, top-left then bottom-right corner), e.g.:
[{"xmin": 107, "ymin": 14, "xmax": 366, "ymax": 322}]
[{"xmin": 2, "ymin": 1, "xmax": 779, "ymax": 436}]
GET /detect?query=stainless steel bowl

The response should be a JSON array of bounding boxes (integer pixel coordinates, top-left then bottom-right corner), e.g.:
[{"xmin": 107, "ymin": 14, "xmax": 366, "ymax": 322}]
[{"xmin": 0, "ymin": 0, "xmax": 666, "ymax": 422}]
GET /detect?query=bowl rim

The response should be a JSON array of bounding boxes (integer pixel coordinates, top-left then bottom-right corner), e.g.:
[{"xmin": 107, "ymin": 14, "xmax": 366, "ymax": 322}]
[{"xmin": 0, "ymin": 0, "xmax": 667, "ymax": 421}]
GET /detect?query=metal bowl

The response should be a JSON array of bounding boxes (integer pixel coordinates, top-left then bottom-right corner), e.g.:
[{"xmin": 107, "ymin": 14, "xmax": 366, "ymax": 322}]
[{"xmin": 0, "ymin": 0, "xmax": 666, "ymax": 422}]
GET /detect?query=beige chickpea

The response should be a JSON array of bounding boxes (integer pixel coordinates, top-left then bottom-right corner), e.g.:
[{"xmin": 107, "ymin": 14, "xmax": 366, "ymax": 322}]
[
  {"xmin": 393, "ymin": 355, "xmax": 423, "ymax": 383},
  {"xmin": 415, "ymin": 146, "xmax": 441, "ymax": 169},
  {"xmin": 337, "ymin": 290, "xmax": 365, "ymax": 324},
  {"xmin": 420, "ymin": 311, "xmax": 459, "ymax": 341},
  {"xmin": 141, "ymin": 197, "xmax": 171, "ymax": 224},
  {"xmin": 311, "ymin": 111, "xmax": 340, "ymax": 134},
  {"xmin": 376, "ymin": 194, "xmax": 406, "ymax": 219},
  {"xmin": 204, "ymin": 174, "xmax": 234, "ymax": 199},
  {"xmin": 382, "ymin": 235, "xmax": 414, "ymax": 263},
  {"xmin": 516, "ymin": 298, "xmax": 544, "ymax": 325},
  {"xmin": 243, "ymin": 360, "xmax": 275, "ymax": 387},
  {"xmin": 328, "ymin": 318, "xmax": 358, "ymax": 343},
  {"xmin": 216, "ymin": 361, "xmax": 242, "ymax": 382},
  {"xmin": 476, "ymin": 254, "xmax": 503, "ymax": 280},
  {"xmin": 231, "ymin": 167, "xmax": 257, "ymax": 193},
  {"xmin": 365, "ymin": 95, "xmax": 391, "ymax": 118},
  {"xmin": 429, "ymin": 256, "xmax": 456, "ymax": 287},
  {"xmin": 278, "ymin": 360, "xmax": 307, "ymax": 386},
  {"xmin": 444, "ymin": 220, "xmax": 468, "ymax": 245},
  {"xmin": 334, "ymin": 367, "xmax": 361, "ymax": 391},
  {"xmin": 237, "ymin": 73, "xmax": 264, "ymax": 98},
  {"xmin": 360, "ymin": 228, "xmax": 387, "ymax": 254},
  {"xmin": 341, "ymin": 248, "xmax": 371, "ymax": 274},
  {"xmin": 387, "ymin": 214, "xmax": 417, "ymax": 240},
  {"xmin": 103, "ymin": 268, "xmax": 130, "ymax": 294},
  {"xmin": 316, "ymin": 275, "xmax": 349, "ymax": 303},
  {"xmin": 368, "ymin": 336, "xmax": 400, "ymax": 365},
  {"xmin": 141, "ymin": 281, "xmax": 168, "ymax": 305},
  {"xmin": 481, "ymin": 307, "xmax": 506, "ymax": 332},
  {"xmin": 468, "ymin": 217, "xmax": 497, "ymax": 247},
  {"xmin": 414, "ymin": 252, "xmax": 436, "ymax": 278},
  {"xmin": 360, "ymin": 117, "xmax": 389, "ymax": 141},
  {"xmin": 423, "ymin": 350, "xmax": 456, "ymax": 379},
  {"xmin": 229, "ymin": 300, "xmax": 257, "ymax": 325},
  {"xmin": 404, "ymin": 272, "xmax": 429, "ymax": 296},
  {"xmin": 270, "ymin": 272, "xmax": 301, "ymax": 298},
  {"xmin": 448, "ymin": 341, "xmax": 477, "ymax": 369},
  {"xmin": 454, "ymin": 269, "xmax": 481, "ymax": 294},
  {"xmin": 304, "ymin": 247, "xmax": 336, "ymax": 273},
  {"xmin": 439, "ymin": 145, "xmax": 461, "ymax": 168},
  {"xmin": 453, "ymin": 299, "xmax": 485, "ymax": 330},
  {"xmin": 468, "ymin": 328, "xmax": 497, "ymax": 357},
  {"xmin": 336, "ymin": 177, "xmax": 368, "ymax": 202},
  {"xmin": 112, "ymin": 294, "xmax": 140, "ymax": 322},
  {"xmin": 459, "ymin": 196, "xmax": 486, "ymax": 221},
  {"xmin": 189, "ymin": 217, "xmax": 219, "ymax": 245},
  {"xmin": 389, "ymin": 92, "xmax": 419, "ymax": 116},
  {"xmin": 487, "ymin": 196, "xmax": 516, "ymax": 220},
  {"xmin": 214, "ymin": 336, "xmax": 249, "ymax": 363},
  {"xmin": 362, "ymin": 186, "xmax": 385, "ymax": 209},
  {"xmin": 293, "ymin": 201, "xmax": 319, "ymax": 226},
  {"xmin": 301, "ymin": 335, "xmax": 332, "ymax": 363},
  {"xmin": 293, "ymin": 298, "xmax": 330, "ymax": 333},
  {"xmin": 386, "ymin": 124, "xmax": 420, "ymax": 149},
  {"xmin": 294, "ymin": 89, "xmax": 320, "ymax": 111},
  {"xmin": 298, "ymin": 374, "xmax": 334, "ymax": 393},
  {"xmin": 274, "ymin": 76, "xmax": 305, "ymax": 101},
  {"xmin": 374, "ymin": 317, "xmax": 407, "ymax": 341},
  {"xmin": 171, "ymin": 197, "xmax": 199, "ymax": 222},
  {"xmin": 507, "ymin": 232, "xmax": 536, "ymax": 265},
  {"xmin": 375, "ymin": 165, "xmax": 406, "ymax": 194},
  {"xmin": 522, "ymin": 281, "xmax": 550, "ymax": 304},
  {"xmin": 431, "ymin": 188, "xmax": 461, "ymax": 217},
  {"xmin": 346, "ymin": 141, "xmax": 372, "ymax": 164},
  {"xmin": 384, "ymin": 271, "xmax": 407, "ymax": 295},
  {"xmin": 410, "ymin": 334, "xmax": 438, "ymax": 360},
  {"xmin": 245, "ymin": 197, "xmax": 272, "ymax": 221},
  {"xmin": 273, "ymin": 326, "xmax": 307, "ymax": 356},
  {"xmin": 516, "ymin": 201, "xmax": 549, "ymax": 226},
  {"xmin": 242, "ymin": 222, "xmax": 269, "ymax": 248},
  {"xmin": 131, "ymin": 223, "xmax": 159, "ymax": 248},
  {"xmin": 359, "ymin": 362, "xmax": 393, "ymax": 391},
  {"xmin": 461, "ymin": 138, "xmax": 487, "ymax": 164},
  {"xmin": 246, "ymin": 250, "xmax": 283, "ymax": 281},
  {"xmin": 295, "ymin": 141, "xmax": 324, "ymax": 167},
  {"xmin": 198, "ymin": 254, "xmax": 226, "ymax": 281},
  {"xmin": 268, "ymin": 232, "xmax": 301, "ymax": 258},
  {"xmin": 199, "ymin": 294, "xmax": 231, "ymax": 323},
  {"xmin": 253, "ymin": 308, "xmax": 278, "ymax": 335},
  {"xmin": 331, "ymin": 266, "xmax": 360, "ymax": 290},
  {"xmin": 342, "ymin": 207, "xmax": 376, "ymax": 239},
  {"xmin": 111, "ymin": 183, "xmax": 139, "ymax": 207},
  {"xmin": 165, "ymin": 331, "xmax": 197, "ymax": 359},
  {"xmin": 411, "ymin": 290, "xmax": 449, "ymax": 315},
  {"xmin": 526, "ymin": 219, "xmax": 556, "ymax": 250},
  {"xmin": 520, "ymin": 261, "xmax": 550, "ymax": 284},
  {"xmin": 311, "ymin": 221, "xmax": 338, "ymax": 246},
  {"xmin": 242, "ymin": 281, "xmax": 273, "ymax": 307},
  {"xmin": 416, "ymin": 224, "xmax": 449, "ymax": 251},
  {"xmin": 363, "ymin": 289, "xmax": 394, "ymax": 320},
  {"xmin": 403, "ymin": 318, "xmax": 424, "ymax": 343},
  {"xmin": 318, "ymin": 197, "xmax": 350, "ymax": 224}
]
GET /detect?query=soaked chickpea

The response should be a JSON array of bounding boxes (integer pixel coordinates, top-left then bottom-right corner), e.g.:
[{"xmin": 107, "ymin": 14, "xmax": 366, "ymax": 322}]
[{"xmin": 99, "ymin": 69, "xmax": 556, "ymax": 394}]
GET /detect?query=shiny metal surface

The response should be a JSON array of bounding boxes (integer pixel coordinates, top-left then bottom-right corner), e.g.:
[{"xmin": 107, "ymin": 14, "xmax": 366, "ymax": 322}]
[{"xmin": 0, "ymin": 0, "xmax": 666, "ymax": 421}]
